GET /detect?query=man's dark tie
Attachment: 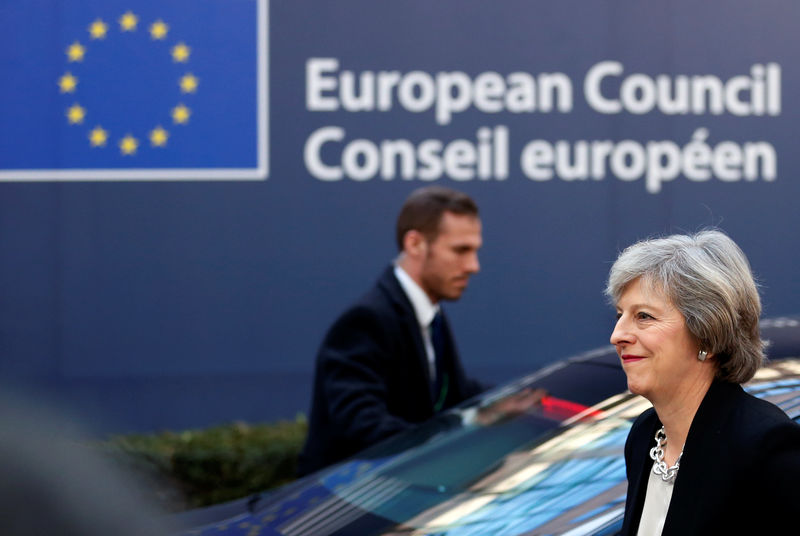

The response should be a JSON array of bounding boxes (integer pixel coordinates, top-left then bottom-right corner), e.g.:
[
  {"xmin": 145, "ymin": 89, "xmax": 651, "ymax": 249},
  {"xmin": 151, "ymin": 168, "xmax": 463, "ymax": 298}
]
[{"xmin": 430, "ymin": 311, "xmax": 448, "ymax": 410}]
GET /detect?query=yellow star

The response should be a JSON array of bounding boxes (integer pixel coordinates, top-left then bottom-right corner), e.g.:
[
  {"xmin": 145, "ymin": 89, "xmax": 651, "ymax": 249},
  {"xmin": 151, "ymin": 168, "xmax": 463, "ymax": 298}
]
[
  {"xmin": 172, "ymin": 104, "xmax": 191, "ymax": 124},
  {"xmin": 149, "ymin": 126, "xmax": 169, "ymax": 147},
  {"xmin": 119, "ymin": 11, "xmax": 138, "ymax": 31},
  {"xmin": 59, "ymin": 72, "xmax": 78, "ymax": 93},
  {"xmin": 88, "ymin": 126, "xmax": 108, "ymax": 147},
  {"xmin": 179, "ymin": 73, "xmax": 198, "ymax": 93},
  {"xmin": 171, "ymin": 42, "xmax": 191, "ymax": 63},
  {"xmin": 66, "ymin": 103, "xmax": 86, "ymax": 124},
  {"xmin": 119, "ymin": 134, "xmax": 139, "ymax": 155},
  {"xmin": 88, "ymin": 19, "xmax": 108, "ymax": 39},
  {"xmin": 149, "ymin": 19, "xmax": 169, "ymax": 40},
  {"xmin": 66, "ymin": 41, "xmax": 86, "ymax": 62}
]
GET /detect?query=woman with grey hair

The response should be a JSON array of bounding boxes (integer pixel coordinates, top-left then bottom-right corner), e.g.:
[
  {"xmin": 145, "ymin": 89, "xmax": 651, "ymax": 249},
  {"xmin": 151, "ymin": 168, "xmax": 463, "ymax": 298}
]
[{"xmin": 608, "ymin": 230, "xmax": 800, "ymax": 535}]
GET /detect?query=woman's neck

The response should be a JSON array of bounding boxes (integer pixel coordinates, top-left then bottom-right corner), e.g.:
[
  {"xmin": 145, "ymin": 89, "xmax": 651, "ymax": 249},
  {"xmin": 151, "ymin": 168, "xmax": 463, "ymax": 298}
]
[{"xmin": 652, "ymin": 374, "xmax": 714, "ymax": 465}]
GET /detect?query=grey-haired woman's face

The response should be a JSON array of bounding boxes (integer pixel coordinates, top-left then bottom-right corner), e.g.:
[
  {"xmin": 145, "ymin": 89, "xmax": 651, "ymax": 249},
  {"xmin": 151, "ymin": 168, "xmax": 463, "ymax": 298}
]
[{"xmin": 611, "ymin": 278, "xmax": 704, "ymax": 402}]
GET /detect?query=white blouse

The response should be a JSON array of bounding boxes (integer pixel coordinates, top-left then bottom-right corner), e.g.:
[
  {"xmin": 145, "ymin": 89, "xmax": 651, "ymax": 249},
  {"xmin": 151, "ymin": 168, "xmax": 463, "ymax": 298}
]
[{"xmin": 636, "ymin": 462, "xmax": 676, "ymax": 536}]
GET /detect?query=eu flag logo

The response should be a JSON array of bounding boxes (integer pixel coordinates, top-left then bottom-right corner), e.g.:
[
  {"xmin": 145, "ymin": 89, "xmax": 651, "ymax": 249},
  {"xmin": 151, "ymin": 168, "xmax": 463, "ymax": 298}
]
[{"xmin": 0, "ymin": 0, "xmax": 268, "ymax": 181}]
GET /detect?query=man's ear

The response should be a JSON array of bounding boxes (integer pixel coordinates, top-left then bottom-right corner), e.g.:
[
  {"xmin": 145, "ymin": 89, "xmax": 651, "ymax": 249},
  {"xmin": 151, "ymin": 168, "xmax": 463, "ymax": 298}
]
[{"xmin": 403, "ymin": 230, "xmax": 427, "ymax": 258}]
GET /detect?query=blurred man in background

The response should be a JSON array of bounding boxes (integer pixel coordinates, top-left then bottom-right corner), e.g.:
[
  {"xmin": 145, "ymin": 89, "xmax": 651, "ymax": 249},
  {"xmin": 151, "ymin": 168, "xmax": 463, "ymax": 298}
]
[{"xmin": 298, "ymin": 186, "xmax": 487, "ymax": 475}]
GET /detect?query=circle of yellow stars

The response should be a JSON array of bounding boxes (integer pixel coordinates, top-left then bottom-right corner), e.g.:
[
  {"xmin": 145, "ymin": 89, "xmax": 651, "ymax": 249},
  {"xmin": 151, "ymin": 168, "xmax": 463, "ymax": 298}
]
[{"xmin": 60, "ymin": 11, "xmax": 198, "ymax": 156}]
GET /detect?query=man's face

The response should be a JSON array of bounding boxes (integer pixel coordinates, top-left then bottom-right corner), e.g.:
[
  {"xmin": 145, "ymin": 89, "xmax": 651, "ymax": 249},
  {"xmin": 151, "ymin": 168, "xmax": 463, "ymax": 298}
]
[{"xmin": 419, "ymin": 212, "xmax": 482, "ymax": 302}]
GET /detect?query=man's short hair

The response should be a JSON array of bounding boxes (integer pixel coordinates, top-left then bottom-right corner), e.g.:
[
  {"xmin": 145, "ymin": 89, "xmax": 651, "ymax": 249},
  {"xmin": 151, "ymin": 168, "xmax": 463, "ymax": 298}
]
[{"xmin": 395, "ymin": 186, "xmax": 479, "ymax": 250}]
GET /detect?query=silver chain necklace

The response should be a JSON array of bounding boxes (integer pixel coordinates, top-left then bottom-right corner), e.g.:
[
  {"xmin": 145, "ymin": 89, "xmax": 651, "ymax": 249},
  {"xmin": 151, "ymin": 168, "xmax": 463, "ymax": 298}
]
[{"xmin": 649, "ymin": 426, "xmax": 683, "ymax": 483}]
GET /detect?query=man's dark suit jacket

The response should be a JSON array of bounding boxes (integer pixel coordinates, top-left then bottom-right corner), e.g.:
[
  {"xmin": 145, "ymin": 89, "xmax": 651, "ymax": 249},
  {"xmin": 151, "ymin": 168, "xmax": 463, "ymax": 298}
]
[
  {"xmin": 621, "ymin": 379, "xmax": 800, "ymax": 535},
  {"xmin": 297, "ymin": 266, "xmax": 484, "ymax": 476}
]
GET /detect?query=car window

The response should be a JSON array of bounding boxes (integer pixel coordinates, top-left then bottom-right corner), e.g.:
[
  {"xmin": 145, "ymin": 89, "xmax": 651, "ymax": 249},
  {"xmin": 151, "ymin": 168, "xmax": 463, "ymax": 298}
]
[{"xmin": 193, "ymin": 358, "xmax": 800, "ymax": 536}]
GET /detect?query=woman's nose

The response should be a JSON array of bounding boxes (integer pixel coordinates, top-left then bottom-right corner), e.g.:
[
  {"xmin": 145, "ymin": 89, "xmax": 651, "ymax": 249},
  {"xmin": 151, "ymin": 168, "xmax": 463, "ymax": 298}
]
[{"xmin": 610, "ymin": 315, "xmax": 633, "ymax": 346}]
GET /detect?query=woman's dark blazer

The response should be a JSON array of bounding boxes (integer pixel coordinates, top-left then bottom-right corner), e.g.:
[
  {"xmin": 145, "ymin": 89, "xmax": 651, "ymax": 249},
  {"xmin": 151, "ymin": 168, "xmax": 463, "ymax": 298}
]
[{"xmin": 620, "ymin": 379, "xmax": 800, "ymax": 535}]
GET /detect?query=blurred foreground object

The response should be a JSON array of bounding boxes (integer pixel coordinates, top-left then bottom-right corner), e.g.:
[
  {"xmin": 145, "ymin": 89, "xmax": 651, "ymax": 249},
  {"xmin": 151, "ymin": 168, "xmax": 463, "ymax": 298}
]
[{"xmin": 0, "ymin": 388, "xmax": 175, "ymax": 535}]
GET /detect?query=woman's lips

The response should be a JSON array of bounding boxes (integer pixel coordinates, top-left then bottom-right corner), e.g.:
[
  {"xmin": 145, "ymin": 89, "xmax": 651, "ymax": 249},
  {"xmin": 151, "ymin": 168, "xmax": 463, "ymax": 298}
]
[{"xmin": 621, "ymin": 354, "xmax": 646, "ymax": 364}]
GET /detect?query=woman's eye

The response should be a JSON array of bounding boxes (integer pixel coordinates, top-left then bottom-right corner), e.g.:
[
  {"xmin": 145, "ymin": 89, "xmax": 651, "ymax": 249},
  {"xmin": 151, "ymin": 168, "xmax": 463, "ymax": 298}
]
[{"xmin": 636, "ymin": 312, "xmax": 654, "ymax": 320}]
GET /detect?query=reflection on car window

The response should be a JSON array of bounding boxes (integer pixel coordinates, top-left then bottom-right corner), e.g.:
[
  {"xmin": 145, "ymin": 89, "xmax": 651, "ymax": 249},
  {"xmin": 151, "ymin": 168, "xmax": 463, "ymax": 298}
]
[
  {"xmin": 302, "ymin": 389, "xmax": 647, "ymax": 534},
  {"xmin": 241, "ymin": 359, "xmax": 800, "ymax": 536}
]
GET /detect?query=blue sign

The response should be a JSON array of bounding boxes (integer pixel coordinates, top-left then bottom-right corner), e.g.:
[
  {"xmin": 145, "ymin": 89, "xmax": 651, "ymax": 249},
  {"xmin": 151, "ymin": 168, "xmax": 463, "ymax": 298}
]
[{"xmin": 0, "ymin": 0, "xmax": 267, "ymax": 180}]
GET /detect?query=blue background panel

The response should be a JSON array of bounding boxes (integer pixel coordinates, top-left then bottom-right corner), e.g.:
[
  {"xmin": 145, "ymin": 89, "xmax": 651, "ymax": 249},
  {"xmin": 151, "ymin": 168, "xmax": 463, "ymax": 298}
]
[{"xmin": 1, "ymin": 0, "xmax": 798, "ymax": 434}]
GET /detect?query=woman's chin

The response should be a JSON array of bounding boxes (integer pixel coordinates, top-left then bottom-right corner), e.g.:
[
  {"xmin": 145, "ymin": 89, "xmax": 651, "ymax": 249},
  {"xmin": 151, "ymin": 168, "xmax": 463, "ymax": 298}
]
[{"xmin": 626, "ymin": 379, "xmax": 648, "ymax": 398}]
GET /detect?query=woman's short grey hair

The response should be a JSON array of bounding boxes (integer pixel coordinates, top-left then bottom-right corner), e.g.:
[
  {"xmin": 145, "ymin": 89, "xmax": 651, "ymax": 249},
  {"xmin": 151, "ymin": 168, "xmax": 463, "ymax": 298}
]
[{"xmin": 605, "ymin": 230, "xmax": 764, "ymax": 384}]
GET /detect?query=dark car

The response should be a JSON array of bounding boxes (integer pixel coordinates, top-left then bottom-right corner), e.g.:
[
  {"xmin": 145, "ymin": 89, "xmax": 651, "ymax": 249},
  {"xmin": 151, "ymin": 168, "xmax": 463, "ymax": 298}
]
[{"xmin": 176, "ymin": 317, "xmax": 800, "ymax": 536}]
